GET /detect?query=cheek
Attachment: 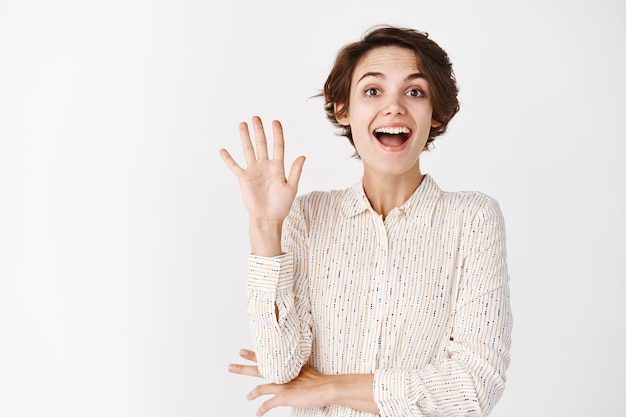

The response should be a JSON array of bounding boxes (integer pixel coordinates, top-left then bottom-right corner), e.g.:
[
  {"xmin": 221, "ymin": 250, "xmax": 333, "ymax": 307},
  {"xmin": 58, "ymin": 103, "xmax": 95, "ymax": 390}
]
[
  {"xmin": 351, "ymin": 124, "xmax": 373, "ymax": 151},
  {"xmin": 353, "ymin": 119, "xmax": 373, "ymax": 140}
]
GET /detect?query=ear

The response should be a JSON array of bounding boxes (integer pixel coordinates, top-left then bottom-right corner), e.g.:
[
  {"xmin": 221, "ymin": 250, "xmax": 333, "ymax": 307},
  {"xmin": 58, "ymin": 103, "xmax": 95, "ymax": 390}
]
[
  {"xmin": 431, "ymin": 119, "xmax": 442, "ymax": 128},
  {"xmin": 334, "ymin": 103, "xmax": 350, "ymax": 126}
]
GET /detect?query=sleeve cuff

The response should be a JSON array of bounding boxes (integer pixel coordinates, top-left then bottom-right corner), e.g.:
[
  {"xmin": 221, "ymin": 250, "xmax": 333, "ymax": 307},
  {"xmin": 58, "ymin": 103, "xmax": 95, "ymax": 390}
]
[
  {"xmin": 373, "ymin": 369, "xmax": 421, "ymax": 414},
  {"xmin": 247, "ymin": 253, "xmax": 294, "ymax": 291}
]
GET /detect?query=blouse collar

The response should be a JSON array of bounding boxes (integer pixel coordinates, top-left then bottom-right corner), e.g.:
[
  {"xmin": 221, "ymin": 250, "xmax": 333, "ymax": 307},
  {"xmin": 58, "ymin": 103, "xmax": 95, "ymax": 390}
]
[{"xmin": 342, "ymin": 174, "xmax": 443, "ymax": 219}]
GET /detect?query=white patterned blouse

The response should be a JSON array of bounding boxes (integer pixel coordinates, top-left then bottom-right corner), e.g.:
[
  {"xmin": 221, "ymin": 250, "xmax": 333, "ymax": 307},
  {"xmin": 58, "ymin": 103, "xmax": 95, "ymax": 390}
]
[{"xmin": 247, "ymin": 174, "xmax": 512, "ymax": 417}]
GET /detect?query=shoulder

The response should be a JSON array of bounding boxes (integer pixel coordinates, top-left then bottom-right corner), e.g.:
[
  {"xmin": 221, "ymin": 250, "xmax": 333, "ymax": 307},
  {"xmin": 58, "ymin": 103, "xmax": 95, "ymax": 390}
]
[
  {"xmin": 428, "ymin": 183, "xmax": 507, "ymax": 246},
  {"xmin": 440, "ymin": 190, "xmax": 500, "ymax": 213},
  {"xmin": 429, "ymin": 178, "xmax": 503, "ymax": 224}
]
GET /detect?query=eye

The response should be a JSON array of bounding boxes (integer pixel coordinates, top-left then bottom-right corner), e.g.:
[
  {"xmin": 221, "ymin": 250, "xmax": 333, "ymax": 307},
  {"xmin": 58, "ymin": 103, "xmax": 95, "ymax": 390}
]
[
  {"xmin": 364, "ymin": 87, "xmax": 381, "ymax": 97},
  {"xmin": 407, "ymin": 88, "xmax": 425, "ymax": 98}
]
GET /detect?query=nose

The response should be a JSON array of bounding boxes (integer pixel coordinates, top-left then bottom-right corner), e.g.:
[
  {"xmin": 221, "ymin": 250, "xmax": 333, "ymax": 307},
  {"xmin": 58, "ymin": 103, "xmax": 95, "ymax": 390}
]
[{"xmin": 382, "ymin": 93, "xmax": 406, "ymax": 115}]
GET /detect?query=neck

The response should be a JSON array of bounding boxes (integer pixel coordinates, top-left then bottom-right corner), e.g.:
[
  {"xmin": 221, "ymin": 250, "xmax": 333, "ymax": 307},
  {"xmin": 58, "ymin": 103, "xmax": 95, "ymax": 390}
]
[{"xmin": 362, "ymin": 169, "xmax": 425, "ymax": 220}]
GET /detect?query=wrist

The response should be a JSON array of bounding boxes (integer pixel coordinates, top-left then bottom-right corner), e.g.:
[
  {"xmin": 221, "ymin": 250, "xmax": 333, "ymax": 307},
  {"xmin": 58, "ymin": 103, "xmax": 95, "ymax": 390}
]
[
  {"xmin": 249, "ymin": 220, "xmax": 283, "ymax": 257},
  {"xmin": 327, "ymin": 373, "xmax": 377, "ymax": 413}
]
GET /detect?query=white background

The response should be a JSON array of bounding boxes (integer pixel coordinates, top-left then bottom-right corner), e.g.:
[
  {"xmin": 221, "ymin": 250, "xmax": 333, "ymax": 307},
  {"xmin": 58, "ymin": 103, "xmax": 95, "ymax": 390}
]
[{"xmin": 1, "ymin": 0, "xmax": 625, "ymax": 416}]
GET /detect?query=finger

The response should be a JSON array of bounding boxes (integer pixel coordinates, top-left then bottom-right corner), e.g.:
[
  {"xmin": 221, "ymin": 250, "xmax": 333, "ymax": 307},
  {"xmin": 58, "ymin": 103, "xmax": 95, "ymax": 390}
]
[
  {"xmin": 239, "ymin": 348, "xmax": 258, "ymax": 363},
  {"xmin": 219, "ymin": 148, "xmax": 243, "ymax": 176},
  {"xmin": 228, "ymin": 363, "xmax": 263, "ymax": 378},
  {"xmin": 252, "ymin": 116, "xmax": 269, "ymax": 160},
  {"xmin": 256, "ymin": 395, "xmax": 281, "ymax": 417},
  {"xmin": 271, "ymin": 119, "xmax": 285, "ymax": 161},
  {"xmin": 287, "ymin": 155, "xmax": 306, "ymax": 188},
  {"xmin": 247, "ymin": 382, "xmax": 278, "ymax": 401},
  {"xmin": 239, "ymin": 121, "xmax": 257, "ymax": 165}
]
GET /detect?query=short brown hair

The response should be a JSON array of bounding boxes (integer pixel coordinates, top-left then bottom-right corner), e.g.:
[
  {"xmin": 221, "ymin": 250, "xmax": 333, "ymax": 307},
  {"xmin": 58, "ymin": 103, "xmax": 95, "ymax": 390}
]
[{"xmin": 320, "ymin": 25, "xmax": 460, "ymax": 150}]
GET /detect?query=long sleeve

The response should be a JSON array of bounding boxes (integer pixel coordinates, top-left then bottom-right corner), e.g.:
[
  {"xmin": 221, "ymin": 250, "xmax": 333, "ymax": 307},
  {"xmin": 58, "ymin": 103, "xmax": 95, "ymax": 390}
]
[
  {"xmin": 373, "ymin": 198, "xmax": 512, "ymax": 416},
  {"xmin": 246, "ymin": 197, "xmax": 313, "ymax": 384}
]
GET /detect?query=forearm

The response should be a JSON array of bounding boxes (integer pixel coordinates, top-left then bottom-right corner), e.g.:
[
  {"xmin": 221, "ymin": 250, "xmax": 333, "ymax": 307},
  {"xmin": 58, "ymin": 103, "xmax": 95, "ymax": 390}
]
[
  {"xmin": 247, "ymin": 253, "xmax": 312, "ymax": 384},
  {"xmin": 248, "ymin": 297, "xmax": 309, "ymax": 383},
  {"xmin": 373, "ymin": 285, "xmax": 512, "ymax": 416}
]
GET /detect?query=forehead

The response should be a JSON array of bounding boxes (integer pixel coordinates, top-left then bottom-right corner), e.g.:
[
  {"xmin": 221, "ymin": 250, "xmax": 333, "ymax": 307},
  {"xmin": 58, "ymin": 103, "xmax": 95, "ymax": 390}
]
[{"xmin": 353, "ymin": 46, "xmax": 422, "ymax": 79}]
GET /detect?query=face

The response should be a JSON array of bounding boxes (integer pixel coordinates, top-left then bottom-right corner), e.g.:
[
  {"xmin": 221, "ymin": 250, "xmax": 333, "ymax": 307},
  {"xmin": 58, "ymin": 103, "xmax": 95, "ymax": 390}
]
[{"xmin": 336, "ymin": 46, "xmax": 440, "ymax": 180}]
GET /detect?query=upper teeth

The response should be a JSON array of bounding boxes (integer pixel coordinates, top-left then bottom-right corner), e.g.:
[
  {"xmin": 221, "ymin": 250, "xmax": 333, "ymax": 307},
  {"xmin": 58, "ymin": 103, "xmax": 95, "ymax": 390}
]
[{"xmin": 375, "ymin": 127, "xmax": 410, "ymax": 134}]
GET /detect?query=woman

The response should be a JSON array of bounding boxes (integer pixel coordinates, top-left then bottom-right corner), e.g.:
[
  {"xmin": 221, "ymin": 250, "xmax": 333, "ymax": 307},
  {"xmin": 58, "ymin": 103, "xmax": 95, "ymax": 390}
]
[{"xmin": 220, "ymin": 25, "xmax": 512, "ymax": 417}]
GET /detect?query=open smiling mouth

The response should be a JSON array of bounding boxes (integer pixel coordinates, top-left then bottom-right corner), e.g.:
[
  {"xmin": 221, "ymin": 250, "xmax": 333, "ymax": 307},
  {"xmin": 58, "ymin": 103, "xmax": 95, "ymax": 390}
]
[{"xmin": 374, "ymin": 126, "xmax": 411, "ymax": 148}]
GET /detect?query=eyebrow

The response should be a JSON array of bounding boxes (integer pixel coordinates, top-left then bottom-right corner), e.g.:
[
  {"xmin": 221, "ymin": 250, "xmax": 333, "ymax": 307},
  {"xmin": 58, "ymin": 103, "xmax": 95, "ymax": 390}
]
[{"xmin": 357, "ymin": 71, "xmax": 426, "ymax": 83}]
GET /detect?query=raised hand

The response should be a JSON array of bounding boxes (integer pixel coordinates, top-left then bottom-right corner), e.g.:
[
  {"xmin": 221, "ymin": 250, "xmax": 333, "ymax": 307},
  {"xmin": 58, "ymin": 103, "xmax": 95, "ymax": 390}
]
[{"xmin": 219, "ymin": 116, "xmax": 305, "ymax": 256}]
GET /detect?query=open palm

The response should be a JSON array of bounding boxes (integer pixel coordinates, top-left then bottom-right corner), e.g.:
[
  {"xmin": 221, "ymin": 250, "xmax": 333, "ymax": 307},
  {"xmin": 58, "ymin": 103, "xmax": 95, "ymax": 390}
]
[{"xmin": 219, "ymin": 116, "xmax": 305, "ymax": 224}]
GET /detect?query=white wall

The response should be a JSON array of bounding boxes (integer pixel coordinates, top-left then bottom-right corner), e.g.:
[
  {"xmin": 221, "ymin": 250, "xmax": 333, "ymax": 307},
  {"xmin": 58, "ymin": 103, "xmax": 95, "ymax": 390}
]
[{"xmin": 1, "ymin": 0, "xmax": 624, "ymax": 416}]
